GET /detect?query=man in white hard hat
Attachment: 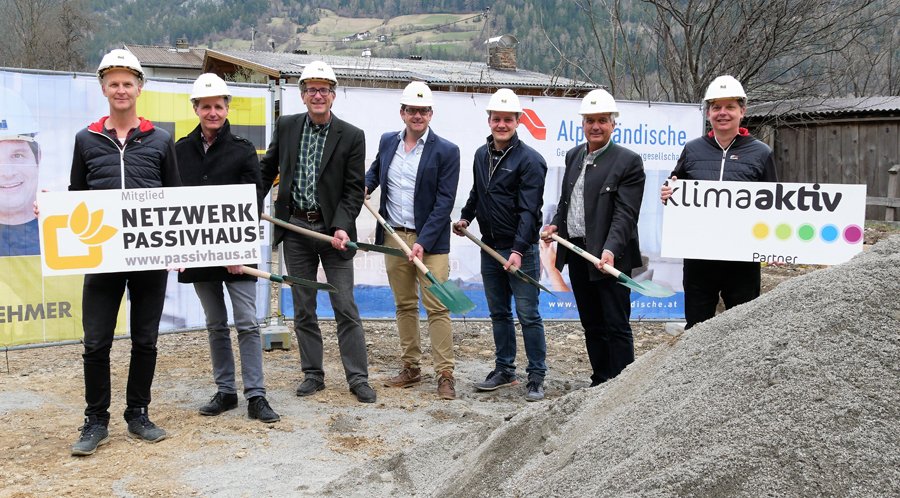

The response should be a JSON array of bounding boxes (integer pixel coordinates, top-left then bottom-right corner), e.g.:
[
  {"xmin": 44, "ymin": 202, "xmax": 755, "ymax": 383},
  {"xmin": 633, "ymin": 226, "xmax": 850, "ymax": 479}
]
[
  {"xmin": 452, "ymin": 88, "xmax": 548, "ymax": 401},
  {"xmin": 542, "ymin": 89, "xmax": 646, "ymax": 386},
  {"xmin": 69, "ymin": 48, "xmax": 182, "ymax": 456},
  {"xmin": 365, "ymin": 81, "xmax": 461, "ymax": 400},
  {"xmin": 259, "ymin": 60, "xmax": 376, "ymax": 403},
  {"xmin": 0, "ymin": 88, "xmax": 41, "ymax": 256},
  {"xmin": 175, "ymin": 73, "xmax": 279, "ymax": 423},
  {"xmin": 659, "ymin": 75, "xmax": 777, "ymax": 329}
]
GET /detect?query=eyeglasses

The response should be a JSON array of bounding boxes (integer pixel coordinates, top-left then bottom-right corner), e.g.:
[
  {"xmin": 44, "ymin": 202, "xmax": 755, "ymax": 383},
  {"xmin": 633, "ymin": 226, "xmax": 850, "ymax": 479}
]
[
  {"xmin": 303, "ymin": 87, "xmax": 334, "ymax": 96},
  {"xmin": 403, "ymin": 107, "xmax": 432, "ymax": 116}
]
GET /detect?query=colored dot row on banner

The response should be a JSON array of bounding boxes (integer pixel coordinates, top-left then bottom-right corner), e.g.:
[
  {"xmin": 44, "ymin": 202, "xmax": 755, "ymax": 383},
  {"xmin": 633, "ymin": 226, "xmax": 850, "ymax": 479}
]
[{"xmin": 752, "ymin": 223, "xmax": 863, "ymax": 243}]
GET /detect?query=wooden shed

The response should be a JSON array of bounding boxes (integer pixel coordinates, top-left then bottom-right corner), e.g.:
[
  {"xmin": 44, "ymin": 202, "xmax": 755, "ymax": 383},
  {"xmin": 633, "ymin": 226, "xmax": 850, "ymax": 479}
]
[{"xmin": 746, "ymin": 97, "xmax": 900, "ymax": 220}]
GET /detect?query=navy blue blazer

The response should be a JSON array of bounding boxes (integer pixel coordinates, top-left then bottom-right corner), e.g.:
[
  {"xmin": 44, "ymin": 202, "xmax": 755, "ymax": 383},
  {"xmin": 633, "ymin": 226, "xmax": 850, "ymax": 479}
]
[{"xmin": 365, "ymin": 128, "xmax": 460, "ymax": 254}]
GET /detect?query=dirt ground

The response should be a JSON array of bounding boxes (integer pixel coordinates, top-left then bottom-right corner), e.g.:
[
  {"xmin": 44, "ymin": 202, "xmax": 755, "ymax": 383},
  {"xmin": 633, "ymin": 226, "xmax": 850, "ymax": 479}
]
[{"xmin": 1, "ymin": 225, "xmax": 894, "ymax": 497}]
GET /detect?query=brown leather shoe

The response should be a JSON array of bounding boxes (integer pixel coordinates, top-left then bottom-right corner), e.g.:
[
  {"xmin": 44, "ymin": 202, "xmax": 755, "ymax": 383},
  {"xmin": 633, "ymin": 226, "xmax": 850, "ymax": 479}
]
[
  {"xmin": 384, "ymin": 364, "xmax": 421, "ymax": 388},
  {"xmin": 437, "ymin": 370, "xmax": 456, "ymax": 400}
]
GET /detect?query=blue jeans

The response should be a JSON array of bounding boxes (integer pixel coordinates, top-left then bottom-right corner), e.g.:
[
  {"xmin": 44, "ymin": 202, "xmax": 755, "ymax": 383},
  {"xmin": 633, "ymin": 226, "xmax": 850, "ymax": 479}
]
[
  {"xmin": 193, "ymin": 279, "xmax": 265, "ymax": 399},
  {"xmin": 481, "ymin": 244, "xmax": 546, "ymax": 379}
]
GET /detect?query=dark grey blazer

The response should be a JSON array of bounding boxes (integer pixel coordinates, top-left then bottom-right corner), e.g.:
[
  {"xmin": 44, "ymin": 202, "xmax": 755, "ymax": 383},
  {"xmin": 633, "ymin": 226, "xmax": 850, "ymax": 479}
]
[
  {"xmin": 259, "ymin": 112, "xmax": 366, "ymax": 259},
  {"xmin": 550, "ymin": 142, "xmax": 646, "ymax": 279}
]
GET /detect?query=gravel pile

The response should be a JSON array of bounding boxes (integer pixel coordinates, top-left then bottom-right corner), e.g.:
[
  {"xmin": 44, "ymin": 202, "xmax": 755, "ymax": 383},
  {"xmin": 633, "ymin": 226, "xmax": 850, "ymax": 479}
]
[{"xmin": 417, "ymin": 235, "xmax": 900, "ymax": 496}]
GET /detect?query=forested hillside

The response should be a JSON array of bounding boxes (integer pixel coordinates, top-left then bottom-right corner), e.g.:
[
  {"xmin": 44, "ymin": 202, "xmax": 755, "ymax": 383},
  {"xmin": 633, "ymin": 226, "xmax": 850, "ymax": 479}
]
[{"xmin": 2, "ymin": 0, "xmax": 896, "ymax": 102}]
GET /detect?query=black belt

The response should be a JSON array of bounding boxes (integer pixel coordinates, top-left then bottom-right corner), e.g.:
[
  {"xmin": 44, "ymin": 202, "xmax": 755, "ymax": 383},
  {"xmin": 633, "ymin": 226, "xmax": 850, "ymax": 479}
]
[
  {"xmin": 392, "ymin": 226, "xmax": 416, "ymax": 234},
  {"xmin": 292, "ymin": 208, "xmax": 322, "ymax": 222}
]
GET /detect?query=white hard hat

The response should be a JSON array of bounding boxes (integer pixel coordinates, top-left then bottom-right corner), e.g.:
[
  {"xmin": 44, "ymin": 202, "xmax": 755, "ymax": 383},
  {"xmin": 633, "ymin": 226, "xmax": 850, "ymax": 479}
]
[
  {"xmin": 298, "ymin": 61, "xmax": 338, "ymax": 86},
  {"xmin": 0, "ymin": 87, "xmax": 39, "ymax": 142},
  {"xmin": 579, "ymin": 89, "xmax": 619, "ymax": 117},
  {"xmin": 190, "ymin": 73, "xmax": 231, "ymax": 103},
  {"xmin": 704, "ymin": 75, "xmax": 747, "ymax": 102},
  {"xmin": 400, "ymin": 81, "xmax": 434, "ymax": 107},
  {"xmin": 97, "ymin": 49, "xmax": 144, "ymax": 82},
  {"xmin": 486, "ymin": 88, "xmax": 522, "ymax": 114}
]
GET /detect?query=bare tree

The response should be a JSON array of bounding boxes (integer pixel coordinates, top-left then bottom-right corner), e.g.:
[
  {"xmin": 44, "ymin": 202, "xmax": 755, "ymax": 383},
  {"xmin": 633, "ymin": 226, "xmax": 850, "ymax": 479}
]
[
  {"xmin": 543, "ymin": 0, "xmax": 899, "ymax": 102},
  {"xmin": 0, "ymin": 0, "xmax": 93, "ymax": 71},
  {"xmin": 646, "ymin": 0, "xmax": 898, "ymax": 103}
]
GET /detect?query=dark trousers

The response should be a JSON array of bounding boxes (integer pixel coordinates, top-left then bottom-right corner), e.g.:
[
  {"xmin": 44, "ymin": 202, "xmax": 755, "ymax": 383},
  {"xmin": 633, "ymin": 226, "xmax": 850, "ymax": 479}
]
[
  {"xmin": 568, "ymin": 252, "xmax": 634, "ymax": 385},
  {"xmin": 281, "ymin": 217, "xmax": 369, "ymax": 388},
  {"xmin": 82, "ymin": 270, "xmax": 168, "ymax": 423},
  {"xmin": 682, "ymin": 259, "xmax": 761, "ymax": 329}
]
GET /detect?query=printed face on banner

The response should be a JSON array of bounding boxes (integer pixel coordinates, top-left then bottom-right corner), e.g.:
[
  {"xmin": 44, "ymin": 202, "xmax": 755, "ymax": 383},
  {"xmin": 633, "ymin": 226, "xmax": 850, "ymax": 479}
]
[{"xmin": 1, "ymin": 140, "xmax": 39, "ymax": 224}]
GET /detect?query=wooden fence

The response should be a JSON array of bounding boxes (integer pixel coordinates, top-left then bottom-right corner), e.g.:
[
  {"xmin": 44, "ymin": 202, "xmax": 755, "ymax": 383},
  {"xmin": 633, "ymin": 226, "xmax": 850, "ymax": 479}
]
[{"xmin": 768, "ymin": 121, "xmax": 899, "ymax": 221}]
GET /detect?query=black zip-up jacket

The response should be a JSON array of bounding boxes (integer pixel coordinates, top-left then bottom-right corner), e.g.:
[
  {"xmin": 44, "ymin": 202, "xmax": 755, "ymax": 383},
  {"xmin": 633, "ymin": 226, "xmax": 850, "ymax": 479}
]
[
  {"xmin": 460, "ymin": 133, "xmax": 546, "ymax": 253},
  {"xmin": 175, "ymin": 120, "xmax": 262, "ymax": 283},
  {"xmin": 671, "ymin": 128, "xmax": 777, "ymax": 182},
  {"xmin": 69, "ymin": 116, "xmax": 181, "ymax": 191}
]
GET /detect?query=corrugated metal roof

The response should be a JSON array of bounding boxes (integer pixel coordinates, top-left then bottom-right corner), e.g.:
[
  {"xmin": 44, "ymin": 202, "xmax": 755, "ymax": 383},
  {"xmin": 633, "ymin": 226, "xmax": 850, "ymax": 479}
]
[
  {"xmin": 748, "ymin": 96, "xmax": 900, "ymax": 118},
  {"xmin": 205, "ymin": 49, "xmax": 596, "ymax": 90},
  {"xmin": 125, "ymin": 45, "xmax": 205, "ymax": 69}
]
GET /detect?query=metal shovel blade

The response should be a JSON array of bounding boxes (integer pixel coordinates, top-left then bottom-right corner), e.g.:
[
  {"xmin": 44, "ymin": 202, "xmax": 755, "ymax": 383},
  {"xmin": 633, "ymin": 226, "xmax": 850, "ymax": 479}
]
[
  {"xmin": 615, "ymin": 274, "xmax": 675, "ymax": 298},
  {"xmin": 513, "ymin": 269, "xmax": 557, "ymax": 297},
  {"xmin": 282, "ymin": 274, "xmax": 338, "ymax": 293},
  {"xmin": 347, "ymin": 241, "xmax": 407, "ymax": 258},
  {"xmin": 423, "ymin": 272, "xmax": 475, "ymax": 315}
]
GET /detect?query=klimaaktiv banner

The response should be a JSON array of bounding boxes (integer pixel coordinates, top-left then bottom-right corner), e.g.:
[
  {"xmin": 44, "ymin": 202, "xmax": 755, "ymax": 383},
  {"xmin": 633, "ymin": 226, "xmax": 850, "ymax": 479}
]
[
  {"xmin": 662, "ymin": 180, "xmax": 866, "ymax": 265},
  {"xmin": 1, "ymin": 69, "xmax": 271, "ymax": 347},
  {"xmin": 282, "ymin": 88, "xmax": 704, "ymax": 320}
]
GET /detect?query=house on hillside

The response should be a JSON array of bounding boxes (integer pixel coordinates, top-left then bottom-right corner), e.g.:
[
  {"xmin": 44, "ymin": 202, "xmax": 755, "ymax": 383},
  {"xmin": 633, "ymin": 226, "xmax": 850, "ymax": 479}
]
[
  {"xmin": 124, "ymin": 39, "xmax": 205, "ymax": 80},
  {"xmin": 201, "ymin": 36, "xmax": 595, "ymax": 97},
  {"xmin": 746, "ymin": 96, "xmax": 900, "ymax": 220}
]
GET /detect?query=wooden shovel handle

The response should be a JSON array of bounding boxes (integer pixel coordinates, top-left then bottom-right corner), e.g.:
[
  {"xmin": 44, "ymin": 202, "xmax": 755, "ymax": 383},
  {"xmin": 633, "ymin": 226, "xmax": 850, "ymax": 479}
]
[
  {"xmin": 362, "ymin": 199, "xmax": 430, "ymax": 275},
  {"xmin": 543, "ymin": 231, "xmax": 621, "ymax": 279},
  {"xmin": 459, "ymin": 226, "xmax": 519, "ymax": 272},
  {"xmin": 261, "ymin": 213, "xmax": 333, "ymax": 243},
  {"xmin": 239, "ymin": 265, "xmax": 274, "ymax": 280}
]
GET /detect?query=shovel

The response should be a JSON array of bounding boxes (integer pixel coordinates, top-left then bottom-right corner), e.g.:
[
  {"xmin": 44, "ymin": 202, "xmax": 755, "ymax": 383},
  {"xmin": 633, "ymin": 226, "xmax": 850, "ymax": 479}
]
[
  {"xmin": 458, "ymin": 226, "xmax": 556, "ymax": 296},
  {"xmin": 239, "ymin": 266, "xmax": 337, "ymax": 293},
  {"xmin": 261, "ymin": 213, "xmax": 405, "ymax": 258},
  {"xmin": 544, "ymin": 233, "xmax": 675, "ymax": 298},
  {"xmin": 363, "ymin": 199, "xmax": 475, "ymax": 315}
]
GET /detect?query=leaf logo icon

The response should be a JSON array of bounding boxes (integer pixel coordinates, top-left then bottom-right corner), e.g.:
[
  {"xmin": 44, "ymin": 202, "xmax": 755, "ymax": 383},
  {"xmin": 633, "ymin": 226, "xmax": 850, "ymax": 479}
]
[{"xmin": 68, "ymin": 201, "xmax": 117, "ymax": 245}]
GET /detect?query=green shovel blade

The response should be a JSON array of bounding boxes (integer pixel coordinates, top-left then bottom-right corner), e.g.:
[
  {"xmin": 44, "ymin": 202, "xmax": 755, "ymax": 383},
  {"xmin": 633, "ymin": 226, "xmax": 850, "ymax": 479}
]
[
  {"xmin": 615, "ymin": 273, "xmax": 675, "ymax": 298},
  {"xmin": 282, "ymin": 274, "xmax": 338, "ymax": 293},
  {"xmin": 347, "ymin": 241, "xmax": 406, "ymax": 258},
  {"xmin": 423, "ymin": 272, "xmax": 475, "ymax": 315},
  {"xmin": 513, "ymin": 269, "xmax": 557, "ymax": 297}
]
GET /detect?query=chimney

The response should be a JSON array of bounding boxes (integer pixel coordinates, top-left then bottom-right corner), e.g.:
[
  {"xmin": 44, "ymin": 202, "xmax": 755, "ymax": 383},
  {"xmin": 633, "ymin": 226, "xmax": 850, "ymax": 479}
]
[
  {"xmin": 175, "ymin": 38, "xmax": 189, "ymax": 52},
  {"xmin": 485, "ymin": 34, "xmax": 518, "ymax": 71}
]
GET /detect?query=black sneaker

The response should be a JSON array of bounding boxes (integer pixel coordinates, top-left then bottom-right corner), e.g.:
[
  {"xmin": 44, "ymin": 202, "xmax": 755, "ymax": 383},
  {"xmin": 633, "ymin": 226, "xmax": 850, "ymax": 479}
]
[
  {"xmin": 350, "ymin": 382, "xmax": 377, "ymax": 403},
  {"xmin": 525, "ymin": 379, "xmax": 545, "ymax": 402},
  {"xmin": 295, "ymin": 378, "xmax": 325, "ymax": 397},
  {"xmin": 126, "ymin": 408, "xmax": 167, "ymax": 443},
  {"xmin": 474, "ymin": 369, "xmax": 519, "ymax": 391},
  {"xmin": 199, "ymin": 392, "xmax": 238, "ymax": 416},
  {"xmin": 71, "ymin": 417, "xmax": 109, "ymax": 456},
  {"xmin": 248, "ymin": 396, "xmax": 281, "ymax": 423}
]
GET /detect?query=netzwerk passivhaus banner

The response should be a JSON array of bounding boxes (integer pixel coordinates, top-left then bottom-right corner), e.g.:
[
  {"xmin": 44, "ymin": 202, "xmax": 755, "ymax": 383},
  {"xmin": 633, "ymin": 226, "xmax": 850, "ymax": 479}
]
[
  {"xmin": 38, "ymin": 185, "xmax": 260, "ymax": 276},
  {"xmin": 661, "ymin": 180, "xmax": 866, "ymax": 265}
]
